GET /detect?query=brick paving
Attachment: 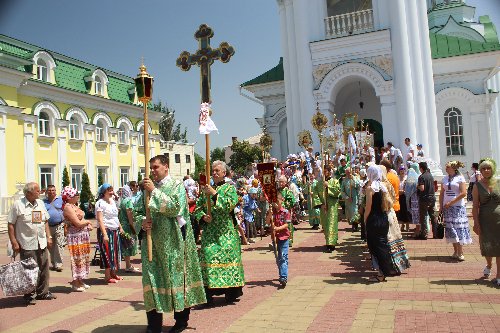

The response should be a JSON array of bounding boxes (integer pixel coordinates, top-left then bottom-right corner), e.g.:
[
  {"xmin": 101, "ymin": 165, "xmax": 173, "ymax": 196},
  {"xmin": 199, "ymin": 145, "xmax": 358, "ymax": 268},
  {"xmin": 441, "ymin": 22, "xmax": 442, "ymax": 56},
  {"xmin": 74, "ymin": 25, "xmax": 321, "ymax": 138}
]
[{"xmin": 0, "ymin": 217, "xmax": 499, "ymax": 333}]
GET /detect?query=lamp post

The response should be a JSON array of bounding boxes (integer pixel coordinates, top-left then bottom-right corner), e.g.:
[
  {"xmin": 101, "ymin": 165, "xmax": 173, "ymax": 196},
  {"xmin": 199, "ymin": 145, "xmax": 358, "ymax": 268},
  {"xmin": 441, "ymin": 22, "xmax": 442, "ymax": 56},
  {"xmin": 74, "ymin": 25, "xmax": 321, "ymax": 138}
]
[{"xmin": 135, "ymin": 61, "xmax": 154, "ymax": 262}]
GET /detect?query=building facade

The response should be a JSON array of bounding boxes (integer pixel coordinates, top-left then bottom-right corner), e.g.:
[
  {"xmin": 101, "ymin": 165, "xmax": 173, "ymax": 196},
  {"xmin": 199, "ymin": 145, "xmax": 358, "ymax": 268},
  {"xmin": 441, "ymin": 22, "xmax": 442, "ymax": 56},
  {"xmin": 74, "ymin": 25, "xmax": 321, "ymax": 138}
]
[
  {"xmin": 0, "ymin": 34, "xmax": 193, "ymax": 214},
  {"xmin": 241, "ymin": 0, "xmax": 500, "ymax": 172}
]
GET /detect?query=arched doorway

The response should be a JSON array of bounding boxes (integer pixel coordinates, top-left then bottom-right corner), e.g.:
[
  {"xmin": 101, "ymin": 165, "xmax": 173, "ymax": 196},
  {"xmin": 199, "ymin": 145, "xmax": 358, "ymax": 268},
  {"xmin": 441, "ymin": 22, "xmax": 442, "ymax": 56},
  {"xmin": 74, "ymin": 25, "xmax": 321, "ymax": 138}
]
[{"xmin": 357, "ymin": 119, "xmax": 383, "ymax": 147}]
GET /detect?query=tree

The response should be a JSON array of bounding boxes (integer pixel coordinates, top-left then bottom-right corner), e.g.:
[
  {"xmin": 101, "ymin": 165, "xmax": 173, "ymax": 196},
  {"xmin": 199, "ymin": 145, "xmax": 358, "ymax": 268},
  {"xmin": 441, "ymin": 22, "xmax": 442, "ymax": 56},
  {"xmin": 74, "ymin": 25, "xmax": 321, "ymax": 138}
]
[
  {"xmin": 137, "ymin": 171, "xmax": 143, "ymax": 182},
  {"xmin": 79, "ymin": 171, "xmax": 94, "ymax": 211},
  {"xmin": 155, "ymin": 101, "xmax": 188, "ymax": 143},
  {"xmin": 98, "ymin": 173, "xmax": 104, "ymax": 187},
  {"xmin": 228, "ymin": 140, "xmax": 261, "ymax": 175},
  {"xmin": 62, "ymin": 166, "xmax": 70, "ymax": 188},
  {"xmin": 210, "ymin": 147, "xmax": 226, "ymax": 163},
  {"xmin": 193, "ymin": 153, "xmax": 205, "ymax": 181}
]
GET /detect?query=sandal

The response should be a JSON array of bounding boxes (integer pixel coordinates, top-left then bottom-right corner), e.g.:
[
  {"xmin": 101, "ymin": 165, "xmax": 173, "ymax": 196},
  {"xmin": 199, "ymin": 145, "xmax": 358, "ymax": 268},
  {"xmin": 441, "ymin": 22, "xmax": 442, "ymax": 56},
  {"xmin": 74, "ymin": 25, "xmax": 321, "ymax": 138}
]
[
  {"xmin": 368, "ymin": 275, "xmax": 386, "ymax": 283},
  {"xmin": 107, "ymin": 278, "xmax": 118, "ymax": 284},
  {"xmin": 113, "ymin": 275, "xmax": 124, "ymax": 280},
  {"xmin": 125, "ymin": 267, "xmax": 140, "ymax": 272}
]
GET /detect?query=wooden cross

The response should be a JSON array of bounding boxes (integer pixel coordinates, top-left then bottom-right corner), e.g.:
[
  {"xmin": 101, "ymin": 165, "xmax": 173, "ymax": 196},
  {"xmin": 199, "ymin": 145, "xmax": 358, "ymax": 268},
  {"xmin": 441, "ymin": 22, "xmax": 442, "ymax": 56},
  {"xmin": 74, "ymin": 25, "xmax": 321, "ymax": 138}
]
[{"xmin": 176, "ymin": 24, "xmax": 235, "ymax": 215}]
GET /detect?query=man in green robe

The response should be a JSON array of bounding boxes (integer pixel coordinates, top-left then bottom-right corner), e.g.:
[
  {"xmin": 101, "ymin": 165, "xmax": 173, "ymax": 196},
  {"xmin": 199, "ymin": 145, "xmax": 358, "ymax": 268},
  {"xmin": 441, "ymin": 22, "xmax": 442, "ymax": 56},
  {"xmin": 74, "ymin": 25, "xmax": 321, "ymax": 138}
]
[
  {"xmin": 340, "ymin": 167, "xmax": 362, "ymax": 231},
  {"xmin": 309, "ymin": 171, "xmax": 322, "ymax": 230},
  {"xmin": 195, "ymin": 160, "xmax": 245, "ymax": 305},
  {"xmin": 278, "ymin": 175, "xmax": 296, "ymax": 246},
  {"xmin": 139, "ymin": 155, "xmax": 206, "ymax": 333},
  {"xmin": 319, "ymin": 167, "xmax": 341, "ymax": 252}
]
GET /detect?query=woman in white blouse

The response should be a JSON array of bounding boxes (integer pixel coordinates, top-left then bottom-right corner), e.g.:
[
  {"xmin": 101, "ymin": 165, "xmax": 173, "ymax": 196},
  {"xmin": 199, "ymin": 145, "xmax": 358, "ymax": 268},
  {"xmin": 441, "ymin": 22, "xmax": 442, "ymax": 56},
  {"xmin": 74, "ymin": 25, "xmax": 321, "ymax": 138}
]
[
  {"xmin": 439, "ymin": 161, "xmax": 471, "ymax": 261},
  {"xmin": 95, "ymin": 183, "xmax": 124, "ymax": 283}
]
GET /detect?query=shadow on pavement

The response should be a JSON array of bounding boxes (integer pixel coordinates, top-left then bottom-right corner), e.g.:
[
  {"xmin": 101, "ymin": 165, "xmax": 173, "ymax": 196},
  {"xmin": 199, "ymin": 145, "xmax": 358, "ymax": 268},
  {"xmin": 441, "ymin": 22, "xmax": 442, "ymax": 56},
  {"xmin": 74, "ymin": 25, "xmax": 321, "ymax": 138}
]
[
  {"xmin": 429, "ymin": 278, "xmax": 500, "ymax": 289},
  {"xmin": 245, "ymin": 279, "xmax": 280, "ymax": 288},
  {"xmin": 0, "ymin": 296, "xmax": 27, "ymax": 309},
  {"xmin": 409, "ymin": 255, "xmax": 457, "ymax": 263},
  {"xmin": 91, "ymin": 324, "xmax": 146, "ymax": 332}
]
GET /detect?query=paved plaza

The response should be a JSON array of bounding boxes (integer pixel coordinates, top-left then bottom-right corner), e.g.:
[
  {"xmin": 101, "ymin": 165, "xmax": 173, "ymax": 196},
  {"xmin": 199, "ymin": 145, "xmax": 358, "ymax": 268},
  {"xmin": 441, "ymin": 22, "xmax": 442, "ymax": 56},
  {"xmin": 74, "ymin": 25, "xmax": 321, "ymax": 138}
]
[{"xmin": 1, "ymin": 218, "xmax": 500, "ymax": 333}]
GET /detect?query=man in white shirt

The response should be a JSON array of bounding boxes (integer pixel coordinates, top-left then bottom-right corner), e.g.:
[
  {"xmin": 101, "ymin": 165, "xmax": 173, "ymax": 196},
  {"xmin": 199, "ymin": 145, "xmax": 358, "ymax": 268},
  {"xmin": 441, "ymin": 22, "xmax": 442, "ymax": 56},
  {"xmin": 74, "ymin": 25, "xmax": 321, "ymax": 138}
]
[
  {"xmin": 8, "ymin": 182, "xmax": 56, "ymax": 305},
  {"xmin": 387, "ymin": 142, "xmax": 396, "ymax": 166},
  {"xmin": 404, "ymin": 137, "xmax": 415, "ymax": 166}
]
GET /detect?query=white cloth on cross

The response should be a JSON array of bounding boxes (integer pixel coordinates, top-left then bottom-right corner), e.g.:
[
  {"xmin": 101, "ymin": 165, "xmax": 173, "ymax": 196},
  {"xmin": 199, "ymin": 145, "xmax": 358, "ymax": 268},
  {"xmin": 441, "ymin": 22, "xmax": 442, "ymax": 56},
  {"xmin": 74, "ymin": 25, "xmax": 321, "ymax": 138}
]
[{"xmin": 199, "ymin": 102, "xmax": 219, "ymax": 135}]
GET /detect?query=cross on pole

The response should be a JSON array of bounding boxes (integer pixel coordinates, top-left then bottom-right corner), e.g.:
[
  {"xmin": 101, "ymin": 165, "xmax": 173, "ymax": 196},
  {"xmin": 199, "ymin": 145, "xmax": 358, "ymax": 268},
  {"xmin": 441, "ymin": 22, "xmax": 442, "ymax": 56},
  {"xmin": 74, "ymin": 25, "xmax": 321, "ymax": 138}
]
[{"xmin": 176, "ymin": 24, "xmax": 235, "ymax": 215}]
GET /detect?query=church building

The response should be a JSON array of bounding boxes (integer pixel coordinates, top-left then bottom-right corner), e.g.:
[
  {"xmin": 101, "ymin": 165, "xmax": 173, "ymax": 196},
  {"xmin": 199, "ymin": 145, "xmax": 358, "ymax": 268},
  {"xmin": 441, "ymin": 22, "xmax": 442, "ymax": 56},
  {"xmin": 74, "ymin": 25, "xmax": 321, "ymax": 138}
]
[{"xmin": 241, "ymin": 0, "xmax": 500, "ymax": 171}]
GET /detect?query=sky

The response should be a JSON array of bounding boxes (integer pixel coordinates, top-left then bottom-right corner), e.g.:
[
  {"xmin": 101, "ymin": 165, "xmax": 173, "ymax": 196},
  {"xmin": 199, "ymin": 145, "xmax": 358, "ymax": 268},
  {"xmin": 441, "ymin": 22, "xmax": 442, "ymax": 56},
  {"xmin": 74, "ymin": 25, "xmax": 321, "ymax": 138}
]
[{"xmin": 0, "ymin": 0, "xmax": 499, "ymax": 154}]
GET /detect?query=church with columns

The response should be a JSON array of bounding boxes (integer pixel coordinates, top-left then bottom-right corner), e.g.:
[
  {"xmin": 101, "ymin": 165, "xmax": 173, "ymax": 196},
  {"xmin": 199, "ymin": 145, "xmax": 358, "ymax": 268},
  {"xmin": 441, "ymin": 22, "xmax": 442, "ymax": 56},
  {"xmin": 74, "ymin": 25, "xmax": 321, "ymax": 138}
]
[{"xmin": 241, "ymin": 0, "xmax": 500, "ymax": 172}]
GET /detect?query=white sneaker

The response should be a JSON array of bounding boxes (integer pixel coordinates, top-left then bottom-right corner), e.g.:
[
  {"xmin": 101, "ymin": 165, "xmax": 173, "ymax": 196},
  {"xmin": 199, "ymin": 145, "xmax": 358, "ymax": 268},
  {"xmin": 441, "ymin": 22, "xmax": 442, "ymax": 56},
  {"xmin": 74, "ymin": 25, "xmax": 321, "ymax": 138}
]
[
  {"xmin": 483, "ymin": 266, "xmax": 492, "ymax": 278},
  {"xmin": 457, "ymin": 254, "xmax": 465, "ymax": 261},
  {"xmin": 83, "ymin": 283, "xmax": 91, "ymax": 289}
]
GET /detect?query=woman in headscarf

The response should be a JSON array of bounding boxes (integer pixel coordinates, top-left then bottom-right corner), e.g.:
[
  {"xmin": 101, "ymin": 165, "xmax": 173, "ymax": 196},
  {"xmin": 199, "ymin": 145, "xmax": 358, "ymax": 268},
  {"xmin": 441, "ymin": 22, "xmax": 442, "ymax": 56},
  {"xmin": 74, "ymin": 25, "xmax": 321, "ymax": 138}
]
[
  {"xmin": 379, "ymin": 165, "xmax": 411, "ymax": 275},
  {"xmin": 95, "ymin": 183, "xmax": 124, "ymax": 283},
  {"xmin": 472, "ymin": 158, "xmax": 500, "ymax": 285},
  {"xmin": 405, "ymin": 163, "xmax": 422, "ymax": 238},
  {"xmin": 439, "ymin": 161, "xmax": 470, "ymax": 261},
  {"xmin": 364, "ymin": 165, "xmax": 393, "ymax": 282},
  {"xmin": 397, "ymin": 166, "xmax": 411, "ymax": 232},
  {"xmin": 62, "ymin": 186, "xmax": 92, "ymax": 291},
  {"xmin": 118, "ymin": 184, "xmax": 139, "ymax": 272}
]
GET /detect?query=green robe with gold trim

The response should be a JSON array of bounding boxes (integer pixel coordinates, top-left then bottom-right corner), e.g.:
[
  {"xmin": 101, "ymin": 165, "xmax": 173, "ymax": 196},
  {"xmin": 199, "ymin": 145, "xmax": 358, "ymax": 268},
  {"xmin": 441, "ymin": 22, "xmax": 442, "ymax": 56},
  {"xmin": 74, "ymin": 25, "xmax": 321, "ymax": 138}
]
[
  {"xmin": 195, "ymin": 182, "xmax": 245, "ymax": 289},
  {"xmin": 319, "ymin": 178, "xmax": 341, "ymax": 246},
  {"xmin": 308, "ymin": 179, "xmax": 321, "ymax": 227},
  {"xmin": 134, "ymin": 178, "xmax": 206, "ymax": 313},
  {"xmin": 279, "ymin": 187, "xmax": 296, "ymax": 246}
]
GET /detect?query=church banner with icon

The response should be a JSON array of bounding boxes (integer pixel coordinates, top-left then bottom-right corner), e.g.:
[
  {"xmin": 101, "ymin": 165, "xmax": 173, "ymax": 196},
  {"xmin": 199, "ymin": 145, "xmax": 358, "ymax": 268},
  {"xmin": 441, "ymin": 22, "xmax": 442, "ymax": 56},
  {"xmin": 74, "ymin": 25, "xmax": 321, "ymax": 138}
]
[{"xmin": 257, "ymin": 162, "xmax": 277, "ymax": 203}]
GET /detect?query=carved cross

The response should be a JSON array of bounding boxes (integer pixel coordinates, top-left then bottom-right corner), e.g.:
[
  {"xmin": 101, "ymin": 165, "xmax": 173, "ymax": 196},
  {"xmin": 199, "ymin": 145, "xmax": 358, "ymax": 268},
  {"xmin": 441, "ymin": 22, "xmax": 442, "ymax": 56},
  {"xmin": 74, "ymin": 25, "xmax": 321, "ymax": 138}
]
[{"xmin": 176, "ymin": 24, "xmax": 235, "ymax": 103}]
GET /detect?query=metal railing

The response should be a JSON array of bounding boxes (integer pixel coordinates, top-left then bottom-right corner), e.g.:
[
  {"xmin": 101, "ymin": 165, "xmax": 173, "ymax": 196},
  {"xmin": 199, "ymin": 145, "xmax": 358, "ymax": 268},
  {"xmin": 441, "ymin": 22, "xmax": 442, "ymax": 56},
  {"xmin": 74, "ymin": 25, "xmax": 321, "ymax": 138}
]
[{"xmin": 325, "ymin": 9, "xmax": 374, "ymax": 38}]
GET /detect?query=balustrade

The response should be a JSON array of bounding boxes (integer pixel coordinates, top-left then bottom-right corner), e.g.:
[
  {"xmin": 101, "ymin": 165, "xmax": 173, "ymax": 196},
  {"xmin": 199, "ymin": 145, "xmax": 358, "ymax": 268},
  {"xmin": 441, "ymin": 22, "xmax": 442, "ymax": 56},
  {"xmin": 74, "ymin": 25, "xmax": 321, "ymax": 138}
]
[{"xmin": 325, "ymin": 9, "xmax": 374, "ymax": 38}]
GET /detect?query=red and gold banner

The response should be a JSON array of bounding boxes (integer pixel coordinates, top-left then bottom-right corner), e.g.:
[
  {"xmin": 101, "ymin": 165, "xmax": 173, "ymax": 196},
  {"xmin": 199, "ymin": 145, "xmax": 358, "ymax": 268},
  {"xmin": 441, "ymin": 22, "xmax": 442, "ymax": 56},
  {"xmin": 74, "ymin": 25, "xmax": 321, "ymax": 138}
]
[{"xmin": 257, "ymin": 162, "xmax": 277, "ymax": 203}]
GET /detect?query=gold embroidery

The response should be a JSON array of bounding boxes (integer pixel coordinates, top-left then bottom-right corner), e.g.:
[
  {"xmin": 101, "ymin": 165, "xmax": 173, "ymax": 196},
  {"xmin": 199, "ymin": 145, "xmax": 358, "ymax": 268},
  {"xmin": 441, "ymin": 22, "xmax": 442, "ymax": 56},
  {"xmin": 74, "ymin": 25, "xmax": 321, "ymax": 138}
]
[
  {"xmin": 200, "ymin": 262, "xmax": 243, "ymax": 268},
  {"xmin": 143, "ymin": 280, "xmax": 204, "ymax": 294}
]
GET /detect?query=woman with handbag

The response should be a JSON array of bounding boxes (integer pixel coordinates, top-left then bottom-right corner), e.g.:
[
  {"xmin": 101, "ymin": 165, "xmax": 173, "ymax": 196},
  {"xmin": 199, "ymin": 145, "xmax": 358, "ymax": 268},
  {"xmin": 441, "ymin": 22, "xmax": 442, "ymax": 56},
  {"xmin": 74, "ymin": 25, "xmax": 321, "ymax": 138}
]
[
  {"xmin": 439, "ymin": 161, "xmax": 471, "ymax": 261},
  {"xmin": 472, "ymin": 158, "xmax": 500, "ymax": 285},
  {"xmin": 62, "ymin": 186, "xmax": 92, "ymax": 292}
]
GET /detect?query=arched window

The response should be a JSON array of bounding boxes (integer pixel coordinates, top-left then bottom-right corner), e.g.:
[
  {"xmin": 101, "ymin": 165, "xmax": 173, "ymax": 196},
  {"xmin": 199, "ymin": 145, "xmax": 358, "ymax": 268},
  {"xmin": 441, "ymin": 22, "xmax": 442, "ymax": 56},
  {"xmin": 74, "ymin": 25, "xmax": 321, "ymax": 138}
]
[
  {"xmin": 118, "ymin": 124, "xmax": 127, "ymax": 144},
  {"xmin": 96, "ymin": 119, "xmax": 106, "ymax": 142},
  {"xmin": 444, "ymin": 107, "xmax": 465, "ymax": 156},
  {"xmin": 95, "ymin": 76, "xmax": 103, "ymax": 96},
  {"xmin": 138, "ymin": 124, "xmax": 145, "ymax": 147},
  {"xmin": 36, "ymin": 59, "xmax": 48, "ymax": 82},
  {"xmin": 69, "ymin": 116, "xmax": 80, "ymax": 139},
  {"xmin": 38, "ymin": 111, "xmax": 50, "ymax": 136}
]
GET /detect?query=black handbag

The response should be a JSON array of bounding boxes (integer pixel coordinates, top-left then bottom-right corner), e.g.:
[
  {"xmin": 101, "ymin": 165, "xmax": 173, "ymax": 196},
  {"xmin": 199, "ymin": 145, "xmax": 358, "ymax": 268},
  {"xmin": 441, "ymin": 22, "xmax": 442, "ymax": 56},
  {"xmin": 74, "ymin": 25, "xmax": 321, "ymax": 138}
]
[{"xmin": 435, "ymin": 212, "xmax": 445, "ymax": 239}]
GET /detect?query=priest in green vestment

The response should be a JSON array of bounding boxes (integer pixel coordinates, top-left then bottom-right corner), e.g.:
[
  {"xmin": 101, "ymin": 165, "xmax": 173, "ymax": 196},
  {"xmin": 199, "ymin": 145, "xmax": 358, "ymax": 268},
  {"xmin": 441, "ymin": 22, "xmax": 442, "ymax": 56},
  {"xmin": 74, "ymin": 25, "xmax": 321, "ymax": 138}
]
[
  {"xmin": 340, "ymin": 167, "xmax": 362, "ymax": 231},
  {"xmin": 278, "ymin": 175, "xmax": 296, "ymax": 246},
  {"xmin": 319, "ymin": 166, "xmax": 341, "ymax": 252},
  {"xmin": 195, "ymin": 160, "xmax": 245, "ymax": 305},
  {"xmin": 138, "ymin": 155, "xmax": 206, "ymax": 333},
  {"xmin": 309, "ymin": 170, "xmax": 323, "ymax": 230}
]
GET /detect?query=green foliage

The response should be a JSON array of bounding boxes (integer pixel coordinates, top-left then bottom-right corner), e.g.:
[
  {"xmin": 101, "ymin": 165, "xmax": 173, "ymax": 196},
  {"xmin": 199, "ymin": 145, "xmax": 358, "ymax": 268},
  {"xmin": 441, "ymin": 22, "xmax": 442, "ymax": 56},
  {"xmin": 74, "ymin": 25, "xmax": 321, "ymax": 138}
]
[
  {"xmin": 193, "ymin": 153, "xmax": 206, "ymax": 181},
  {"xmin": 155, "ymin": 101, "xmax": 188, "ymax": 143},
  {"xmin": 210, "ymin": 147, "xmax": 226, "ymax": 163},
  {"xmin": 98, "ymin": 172, "xmax": 104, "ymax": 187},
  {"xmin": 137, "ymin": 171, "xmax": 143, "ymax": 182},
  {"xmin": 62, "ymin": 166, "xmax": 70, "ymax": 188},
  {"xmin": 79, "ymin": 171, "xmax": 94, "ymax": 211},
  {"xmin": 228, "ymin": 140, "xmax": 261, "ymax": 175}
]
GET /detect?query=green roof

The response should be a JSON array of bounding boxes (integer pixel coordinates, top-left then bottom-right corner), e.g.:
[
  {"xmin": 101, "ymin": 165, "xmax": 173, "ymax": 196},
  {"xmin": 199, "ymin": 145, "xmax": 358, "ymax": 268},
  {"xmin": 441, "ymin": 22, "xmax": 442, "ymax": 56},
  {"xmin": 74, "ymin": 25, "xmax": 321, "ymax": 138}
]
[
  {"xmin": 430, "ymin": 31, "xmax": 500, "ymax": 59},
  {"xmin": 241, "ymin": 58, "xmax": 284, "ymax": 87},
  {"xmin": 0, "ymin": 34, "xmax": 137, "ymax": 105},
  {"xmin": 480, "ymin": 15, "xmax": 499, "ymax": 44}
]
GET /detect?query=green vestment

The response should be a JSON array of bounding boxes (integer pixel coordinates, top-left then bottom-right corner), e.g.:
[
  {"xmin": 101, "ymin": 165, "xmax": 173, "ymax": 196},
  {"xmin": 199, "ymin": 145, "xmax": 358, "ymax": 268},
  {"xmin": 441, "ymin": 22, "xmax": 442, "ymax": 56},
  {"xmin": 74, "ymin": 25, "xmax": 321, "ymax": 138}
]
[
  {"xmin": 195, "ymin": 182, "xmax": 245, "ymax": 289},
  {"xmin": 340, "ymin": 176, "xmax": 361, "ymax": 224},
  {"xmin": 319, "ymin": 178, "xmax": 341, "ymax": 246},
  {"xmin": 119, "ymin": 197, "xmax": 138, "ymax": 257},
  {"xmin": 134, "ymin": 178, "xmax": 206, "ymax": 313},
  {"xmin": 308, "ymin": 179, "xmax": 321, "ymax": 226}
]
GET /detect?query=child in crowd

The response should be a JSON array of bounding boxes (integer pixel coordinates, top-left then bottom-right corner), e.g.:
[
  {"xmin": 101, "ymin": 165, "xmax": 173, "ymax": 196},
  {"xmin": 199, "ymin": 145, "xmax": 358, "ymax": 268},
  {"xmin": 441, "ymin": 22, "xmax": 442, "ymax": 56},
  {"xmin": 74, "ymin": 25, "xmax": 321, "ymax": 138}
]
[
  {"xmin": 234, "ymin": 206, "xmax": 248, "ymax": 245},
  {"xmin": 243, "ymin": 187, "xmax": 260, "ymax": 243},
  {"xmin": 267, "ymin": 192, "xmax": 291, "ymax": 287}
]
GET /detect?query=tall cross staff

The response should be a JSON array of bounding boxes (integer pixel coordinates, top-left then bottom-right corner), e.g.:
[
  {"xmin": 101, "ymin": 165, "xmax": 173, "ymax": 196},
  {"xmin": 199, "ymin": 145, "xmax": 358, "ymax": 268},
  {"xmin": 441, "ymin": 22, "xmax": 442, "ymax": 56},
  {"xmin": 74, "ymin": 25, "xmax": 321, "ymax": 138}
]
[{"xmin": 177, "ymin": 24, "xmax": 235, "ymax": 215}]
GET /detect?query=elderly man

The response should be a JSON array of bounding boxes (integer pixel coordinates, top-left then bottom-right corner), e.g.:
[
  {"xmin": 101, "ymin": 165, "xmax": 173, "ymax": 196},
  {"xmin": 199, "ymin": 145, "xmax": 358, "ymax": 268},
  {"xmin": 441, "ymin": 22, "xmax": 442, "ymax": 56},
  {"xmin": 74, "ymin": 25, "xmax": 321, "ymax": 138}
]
[
  {"xmin": 43, "ymin": 185, "xmax": 65, "ymax": 272},
  {"xmin": 8, "ymin": 182, "xmax": 56, "ymax": 305}
]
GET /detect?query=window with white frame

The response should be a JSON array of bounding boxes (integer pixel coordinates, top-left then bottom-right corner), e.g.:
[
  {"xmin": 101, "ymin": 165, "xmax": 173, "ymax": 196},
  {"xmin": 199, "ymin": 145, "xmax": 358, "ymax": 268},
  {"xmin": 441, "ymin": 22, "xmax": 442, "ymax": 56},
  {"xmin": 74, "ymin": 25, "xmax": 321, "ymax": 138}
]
[
  {"xmin": 96, "ymin": 119, "xmax": 106, "ymax": 142},
  {"xmin": 71, "ymin": 167, "xmax": 83, "ymax": 190},
  {"xmin": 140, "ymin": 167, "xmax": 145, "ymax": 180},
  {"xmin": 444, "ymin": 107, "xmax": 465, "ymax": 156},
  {"xmin": 69, "ymin": 116, "xmax": 80, "ymax": 139},
  {"xmin": 97, "ymin": 167, "xmax": 108, "ymax": 186},
  {"xmin": 95, "ymin": 76, "xmax": 103, "ymax": 96},
  {"xmin": 39, "ymin": 166, "xmax": 54, "ymax": 190},
  {"xmin": 38, "ymin": 111, "xmax": 51, "ymax": 136},
  {"xmin": 120, "ymin": 167, "xmax": 129, "ymax": 187},
  {"xmin": 118, "ymin": 124, "xmax": 127, "ymax": 144},
  {"xmin": 36, "ymin": 59, "xmax": 48, "ymax": 82}
]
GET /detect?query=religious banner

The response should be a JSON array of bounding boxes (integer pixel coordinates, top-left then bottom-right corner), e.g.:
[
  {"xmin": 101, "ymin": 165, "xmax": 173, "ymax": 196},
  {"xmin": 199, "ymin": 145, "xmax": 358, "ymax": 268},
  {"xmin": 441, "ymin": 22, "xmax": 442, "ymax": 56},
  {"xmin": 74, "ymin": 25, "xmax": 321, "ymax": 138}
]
[
  {"xmin": 257, "ymin": 162, "xmax": 277, "ymax": 203},
  {"xmin": 199, "ymin": 102, "xmax": 218, "ymax": 135}
]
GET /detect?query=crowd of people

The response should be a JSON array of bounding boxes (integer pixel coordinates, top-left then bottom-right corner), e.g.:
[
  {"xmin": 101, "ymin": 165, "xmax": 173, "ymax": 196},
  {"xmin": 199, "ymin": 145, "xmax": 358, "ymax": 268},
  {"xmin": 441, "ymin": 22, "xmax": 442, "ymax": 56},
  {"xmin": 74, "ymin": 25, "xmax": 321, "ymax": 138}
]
[{"xmin": 5, "ymin": 137, "xmax": 500, "ymax": 332}]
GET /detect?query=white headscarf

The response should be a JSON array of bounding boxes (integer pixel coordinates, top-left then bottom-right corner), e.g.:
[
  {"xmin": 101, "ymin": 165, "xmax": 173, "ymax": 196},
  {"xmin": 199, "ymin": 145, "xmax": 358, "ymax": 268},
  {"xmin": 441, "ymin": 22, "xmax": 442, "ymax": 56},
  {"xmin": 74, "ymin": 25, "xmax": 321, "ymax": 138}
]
[{"xmin": 367, "ymin": 165, "xmax": 388, "ymax": 193}]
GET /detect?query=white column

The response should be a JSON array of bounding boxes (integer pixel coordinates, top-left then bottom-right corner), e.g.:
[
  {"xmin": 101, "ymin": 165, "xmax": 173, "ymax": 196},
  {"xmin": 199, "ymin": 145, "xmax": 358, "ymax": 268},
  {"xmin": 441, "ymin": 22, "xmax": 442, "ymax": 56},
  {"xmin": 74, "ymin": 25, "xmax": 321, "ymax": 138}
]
[
  {"xmin": 0, "ymin": 126, "xmax": 6, "ymax": 197},
  {"xmin": 130, "ymin": 133, "xmax": 138, "ymax": 182},
  {"xmin": 417, "ymin": 0, "xmax": 440, "ymax": 164},
  {"xmin": 84, "ymin": 124, "xmax": 96, "ymax": 194},
  {"xmin": 388, "ymin": 0, "xmax": 417, "ymax": 145},
  {"xmin": 56, "ymin": 120, "xmax": 68, "ymax": 188},
  {"xmin": 22, "ymin": 118, "xmax": 36, "ymax": 182},
  {"xmin": 267, "ymin": 122, "xmax": 281, "ymax": 160},
  {"xmin": 489, "ymin": 75, "xmax": 500, "ymax": 165},
  {"xmin": 110, "ymin": 142, "xmax": 118, "ymax": 188},
  {"xmin": 406, "ymin": 0, "xmax": 429, "ymax": 151},
  {"xmin": 380, "ymin": 94, "xmax": 399, "ymax": 144}
]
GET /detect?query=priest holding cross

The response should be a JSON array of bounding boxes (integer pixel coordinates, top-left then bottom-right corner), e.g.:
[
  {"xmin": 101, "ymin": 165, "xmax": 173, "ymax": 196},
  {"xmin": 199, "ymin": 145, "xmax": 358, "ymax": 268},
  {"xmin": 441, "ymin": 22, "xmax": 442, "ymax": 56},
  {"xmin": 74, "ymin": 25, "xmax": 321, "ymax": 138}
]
[{"xmin": 178, "ymin": 24, "xmax": 245, "ymax": 306}]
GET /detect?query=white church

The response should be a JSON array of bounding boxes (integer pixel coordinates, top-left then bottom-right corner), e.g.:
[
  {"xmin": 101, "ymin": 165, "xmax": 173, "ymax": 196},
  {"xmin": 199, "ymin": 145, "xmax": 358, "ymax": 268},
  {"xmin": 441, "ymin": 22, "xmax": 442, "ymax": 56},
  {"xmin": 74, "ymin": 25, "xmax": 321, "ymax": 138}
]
[{"xmin": 240, "ymin": 0, "xmax": 500, "ymax": 171}]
